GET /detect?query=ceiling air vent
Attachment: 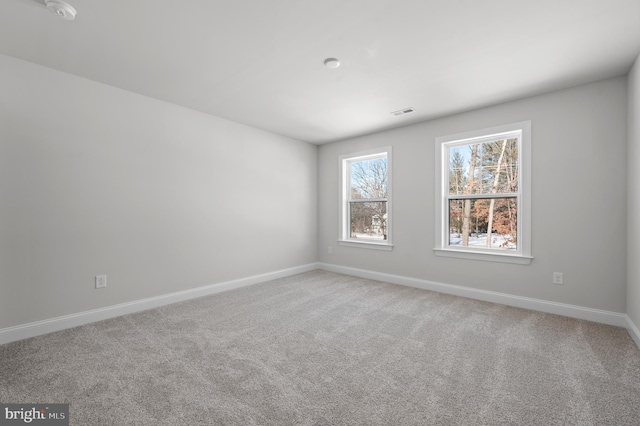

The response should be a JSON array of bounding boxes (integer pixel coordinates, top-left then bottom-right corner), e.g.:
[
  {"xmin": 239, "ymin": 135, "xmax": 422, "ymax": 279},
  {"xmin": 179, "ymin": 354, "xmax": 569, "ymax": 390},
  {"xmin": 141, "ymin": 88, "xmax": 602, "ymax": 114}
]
[{"xmin": 391, "ymin": 107, "xmax": 415, "ymax": 116}]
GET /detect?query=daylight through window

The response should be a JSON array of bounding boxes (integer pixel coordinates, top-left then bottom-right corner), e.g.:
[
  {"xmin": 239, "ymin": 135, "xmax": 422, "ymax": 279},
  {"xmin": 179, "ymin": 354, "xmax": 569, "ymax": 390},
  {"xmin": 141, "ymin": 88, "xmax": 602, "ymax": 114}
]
[
  {"xmin": 339, "ymin": 148, "xmax": 392, "ymax": 250},
  {"xmin": 435, "ymin": 122, "xmax": 531, "ymax": 264}
]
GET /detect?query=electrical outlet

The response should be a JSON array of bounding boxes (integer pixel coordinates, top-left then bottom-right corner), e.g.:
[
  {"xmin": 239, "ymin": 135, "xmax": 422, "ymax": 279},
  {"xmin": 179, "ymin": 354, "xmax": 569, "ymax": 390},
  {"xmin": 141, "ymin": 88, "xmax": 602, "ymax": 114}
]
[
  {"xmin": 552, "ymin": 272, "xmax": 563, "ymax": 285},
  {"xmin": 328, "ymin": 246, "xmax": 333, "ymax": 254},
  {"xmin": 95, "ymin": 275, "xmax": 107, "ymax": 289}
]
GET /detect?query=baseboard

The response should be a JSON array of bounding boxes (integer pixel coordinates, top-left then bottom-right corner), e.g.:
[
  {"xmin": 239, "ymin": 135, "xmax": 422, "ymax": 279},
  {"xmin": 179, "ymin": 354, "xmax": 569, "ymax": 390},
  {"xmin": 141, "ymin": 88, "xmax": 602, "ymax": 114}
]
[
  {"xmin": 0, "ymin": 263, "xmax": 319, "ymax": 345},
  {"xmin": 626, "ymin": 316, "xmax": 640, "ymax": 348},
  {"xmin": 4, "ymin": 262, "xmax": 636, "ymax": 349},
  {"xmin": 318, "ymin": 263, "xmax": 628, "ymax": 328}
]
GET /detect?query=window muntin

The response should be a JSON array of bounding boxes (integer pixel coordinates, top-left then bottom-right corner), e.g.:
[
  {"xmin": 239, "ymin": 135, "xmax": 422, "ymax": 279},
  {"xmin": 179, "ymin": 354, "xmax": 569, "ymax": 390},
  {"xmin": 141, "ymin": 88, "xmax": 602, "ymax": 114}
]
[
  {"xmin": 340, "ymin": 148, "xmax": 392, "ymax": 249},
  {"xmin": 435, "ymin": 122, "xmax": 531, "ymax": 263}
]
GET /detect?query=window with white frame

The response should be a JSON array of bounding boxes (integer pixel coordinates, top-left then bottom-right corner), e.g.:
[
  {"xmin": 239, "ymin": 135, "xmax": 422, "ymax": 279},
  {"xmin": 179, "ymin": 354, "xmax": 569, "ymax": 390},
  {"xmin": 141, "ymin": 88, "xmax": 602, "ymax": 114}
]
[
  {"xmin": 435, "ymin": 122, "xmax": 531, "ymax": 264},
  {"xmin": 339, "ymin": 147, "xmax": 392, "ymax": 250}
]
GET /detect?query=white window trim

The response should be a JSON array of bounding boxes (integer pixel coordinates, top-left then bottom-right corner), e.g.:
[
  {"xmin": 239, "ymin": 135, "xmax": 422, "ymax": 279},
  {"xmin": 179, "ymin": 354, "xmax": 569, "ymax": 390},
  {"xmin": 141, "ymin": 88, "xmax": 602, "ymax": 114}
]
[
  {"xmin": 434, "ymin": 121, "xmax": 532, "ymax": 265},
  {"xmin": 339, "ymin": 147, "xmax": 393, "ymax": 250}
]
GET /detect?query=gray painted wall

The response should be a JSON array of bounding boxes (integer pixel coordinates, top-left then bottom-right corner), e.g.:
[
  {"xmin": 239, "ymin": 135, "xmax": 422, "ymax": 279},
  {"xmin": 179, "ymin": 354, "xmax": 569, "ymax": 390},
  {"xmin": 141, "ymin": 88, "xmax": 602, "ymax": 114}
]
[
  {"xmin": 319, "ymin": 77, "xmax": 628, "ymax": 313},
  {"xmin": 0, "ymin": 54, "xmax": 318, "ymax": 329},
  {"xmin": 628, "ymin": 54, "xmax": 640, "ymax": 327},
  {"xmin": 0, "ymin": 52, "xmax": 634, "ymax": 332}
]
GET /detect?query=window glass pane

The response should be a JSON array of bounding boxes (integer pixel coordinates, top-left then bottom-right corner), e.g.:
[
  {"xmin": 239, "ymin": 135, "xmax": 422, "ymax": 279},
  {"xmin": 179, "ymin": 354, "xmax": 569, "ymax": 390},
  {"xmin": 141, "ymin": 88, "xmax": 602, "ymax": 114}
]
[
  {"xmin": 349, "ymin": 201, "xmax": 387, "ymax": 240},
  {"xmin": 448, "ymin": 198, "xmax": 517, "ymax": 250},
  {"xmin": 449, "ymin": 138, "xmax": 518, "ymax": 196},
  {"xmin": 350, "ymin": 157, "xmax": 387, "ymax": 199}
]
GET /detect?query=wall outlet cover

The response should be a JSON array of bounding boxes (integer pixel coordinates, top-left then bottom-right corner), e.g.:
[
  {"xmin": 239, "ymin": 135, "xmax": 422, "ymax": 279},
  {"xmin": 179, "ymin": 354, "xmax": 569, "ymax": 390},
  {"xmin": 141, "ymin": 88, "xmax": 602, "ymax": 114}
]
[
  {"xmin": 552, "ymin": 272, "xmax": 563, "ymax": 285},
  {"xmin": 95, "ymin": 275, "xmax": 107, "ymax": 289}
]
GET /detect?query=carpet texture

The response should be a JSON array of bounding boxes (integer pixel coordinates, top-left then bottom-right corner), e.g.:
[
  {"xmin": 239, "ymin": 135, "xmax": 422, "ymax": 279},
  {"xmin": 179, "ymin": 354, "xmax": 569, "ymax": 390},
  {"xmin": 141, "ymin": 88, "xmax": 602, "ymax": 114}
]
[{"xmin": 1, "ymin": 270, "xmax": 639, "ymax": 425}]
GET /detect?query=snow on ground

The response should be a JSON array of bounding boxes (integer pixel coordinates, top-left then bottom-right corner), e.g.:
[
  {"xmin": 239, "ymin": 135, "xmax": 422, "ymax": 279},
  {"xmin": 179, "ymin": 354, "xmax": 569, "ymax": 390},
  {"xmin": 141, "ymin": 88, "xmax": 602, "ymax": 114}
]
[
  {"xmin": 351, "ymin": 232, "xmax": 385, "ymax": 240},
  {"xmin": 449, "ymin": 233, "xmax": 515, "ymax": 249},
  {"xmin": 349, "ymin": 232, "xmax": 516, "ymax": 250}
]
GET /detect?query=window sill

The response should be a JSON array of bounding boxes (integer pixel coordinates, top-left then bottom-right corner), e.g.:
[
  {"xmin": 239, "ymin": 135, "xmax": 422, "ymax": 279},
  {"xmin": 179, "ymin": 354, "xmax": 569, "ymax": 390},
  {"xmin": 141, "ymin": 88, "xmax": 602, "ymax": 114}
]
[
  {"xmin": 434, "ymin": 248, "xmax": 532, "ymax": 265},
  {"xmin": 338, "ymin": 240, "xmax": 394, "ymax": 251}
]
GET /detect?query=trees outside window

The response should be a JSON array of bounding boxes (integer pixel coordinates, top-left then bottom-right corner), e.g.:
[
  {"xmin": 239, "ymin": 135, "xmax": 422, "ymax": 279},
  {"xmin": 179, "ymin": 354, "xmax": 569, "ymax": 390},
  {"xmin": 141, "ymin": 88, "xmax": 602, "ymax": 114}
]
[
  {"xmin": 448, "ymin": 138, "xmax": 518, "ymax": 249},
  {"xmin": 435, "ymin": 122, "xmax": 531, "ymax": 264},
  {"xmin": 339, "ymin": 148, "xmax": 392, "ymax": 250}
]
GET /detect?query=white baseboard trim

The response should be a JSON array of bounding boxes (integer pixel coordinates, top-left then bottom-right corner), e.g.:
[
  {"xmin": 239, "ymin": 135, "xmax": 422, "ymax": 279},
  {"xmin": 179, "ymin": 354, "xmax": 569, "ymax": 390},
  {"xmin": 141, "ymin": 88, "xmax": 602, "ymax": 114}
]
[
  {"xmin": 5, "ymin": 262, "xmax": 637, "ymax": 350},
  {"xmin": 626, "ymin": 316, "xmax": 640, "ymax": 348},
  {"xmin": 0, "ymin": 263, "xmax": 319, "ymax": 345},
  {"xmin": 318, "ymin": 263, "xmax": 628, "ymax": 329}
]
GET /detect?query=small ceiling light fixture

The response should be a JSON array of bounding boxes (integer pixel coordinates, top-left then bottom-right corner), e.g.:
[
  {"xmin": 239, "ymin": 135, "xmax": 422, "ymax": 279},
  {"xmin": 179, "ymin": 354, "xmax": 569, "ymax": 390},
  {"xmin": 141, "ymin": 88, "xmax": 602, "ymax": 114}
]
[
  {"xmin": 323, "ymin": 58, "xmax": 340, "ymax": 69},
  {"xmin": 45, "ymin": 0, "xmax": 77, "ymax": 20}
]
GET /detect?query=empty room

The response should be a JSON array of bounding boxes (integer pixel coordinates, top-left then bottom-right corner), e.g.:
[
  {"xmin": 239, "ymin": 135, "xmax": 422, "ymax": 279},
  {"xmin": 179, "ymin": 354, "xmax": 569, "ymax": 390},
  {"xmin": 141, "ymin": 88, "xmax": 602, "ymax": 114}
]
[{"xmin": 1, "ymin": 0, "xmax": 640, "ymax": 424}]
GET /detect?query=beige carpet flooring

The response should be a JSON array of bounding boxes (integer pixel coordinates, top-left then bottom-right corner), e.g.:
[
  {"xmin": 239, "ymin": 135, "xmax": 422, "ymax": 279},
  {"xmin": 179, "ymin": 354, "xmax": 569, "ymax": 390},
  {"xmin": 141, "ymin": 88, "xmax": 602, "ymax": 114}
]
[{"xmin": 1, "ymin": 270, "xmax": 639, "ymax": 425}]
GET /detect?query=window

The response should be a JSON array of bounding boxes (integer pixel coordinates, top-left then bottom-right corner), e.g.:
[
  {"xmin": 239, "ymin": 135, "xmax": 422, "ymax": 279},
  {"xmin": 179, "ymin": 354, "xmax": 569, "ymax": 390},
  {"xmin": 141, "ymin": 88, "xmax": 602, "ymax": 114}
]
[
  {"xmin": 435, "ymin": 122, "xmax": 531, "ymax": 264},
  {"xmin": 339, "ymin": 147, "xmax": 392, "ymax": 250}
]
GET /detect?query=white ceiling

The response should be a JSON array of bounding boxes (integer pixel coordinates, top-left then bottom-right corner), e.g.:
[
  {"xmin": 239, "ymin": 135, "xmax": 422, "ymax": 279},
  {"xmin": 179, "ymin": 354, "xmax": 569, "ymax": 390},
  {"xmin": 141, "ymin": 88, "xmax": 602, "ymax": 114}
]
[{"xmin": 2, "ymin": 0, "xmax": 639, "ymax": 144}]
